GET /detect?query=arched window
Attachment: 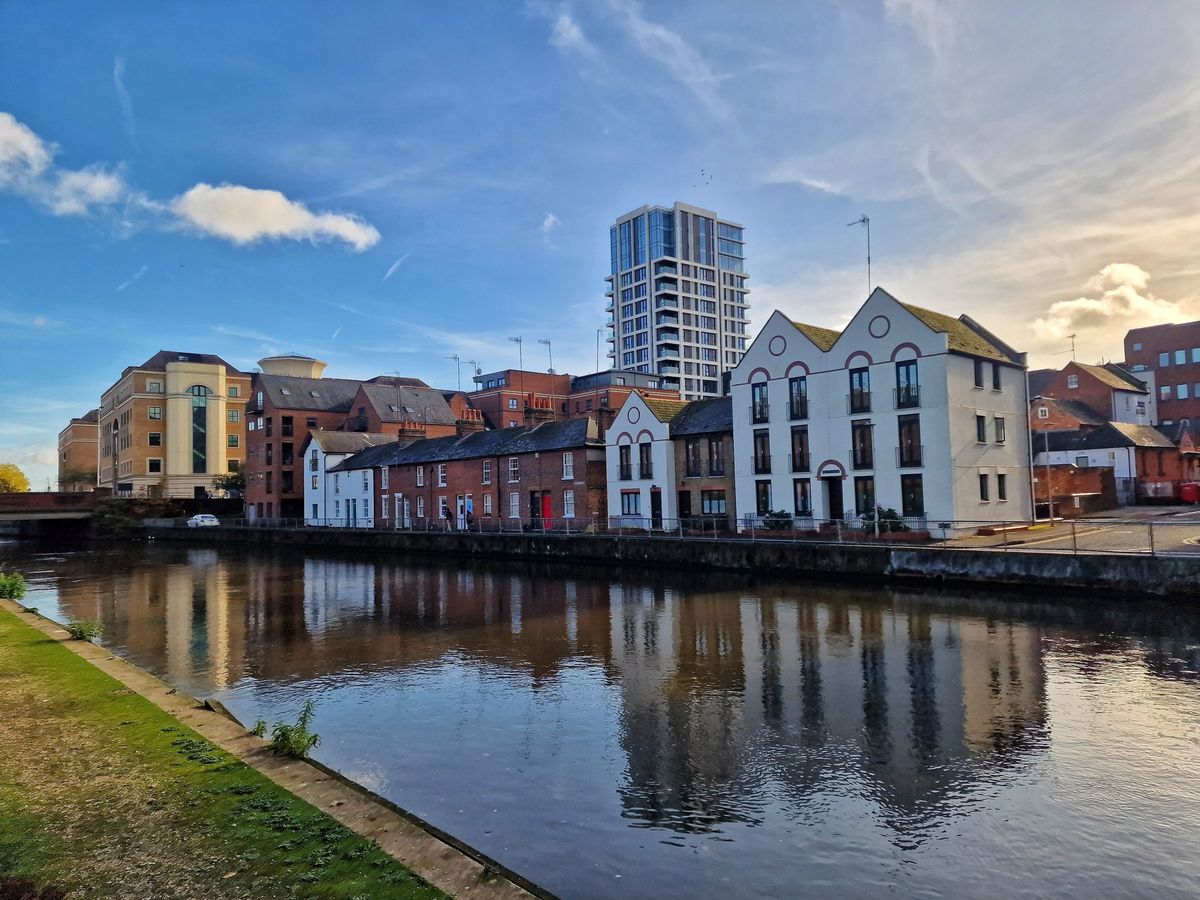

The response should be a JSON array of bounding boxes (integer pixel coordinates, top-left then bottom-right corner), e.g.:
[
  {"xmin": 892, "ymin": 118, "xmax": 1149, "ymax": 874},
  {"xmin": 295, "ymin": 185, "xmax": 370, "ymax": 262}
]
[{"xmin": 188, "ymin": 385, "xmax": 212, "ymax": 474}]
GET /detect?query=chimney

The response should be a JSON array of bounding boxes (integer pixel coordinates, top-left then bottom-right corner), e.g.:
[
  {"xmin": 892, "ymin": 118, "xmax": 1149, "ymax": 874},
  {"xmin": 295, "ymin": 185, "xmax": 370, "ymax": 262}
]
[
  {"xmin": 456, "ymin": 407, "xmax": 485, "ymax": 436},
  {"xmin": 524, "ymin": 394, "xmax": 555, "ymax": 426},
  {"xmin": 593, "ymin": 407, "xmax": 618, "ymax": 440},
  {"xmin": 396, "ymin": 420, "xmax": 426, "ymax": 447}
]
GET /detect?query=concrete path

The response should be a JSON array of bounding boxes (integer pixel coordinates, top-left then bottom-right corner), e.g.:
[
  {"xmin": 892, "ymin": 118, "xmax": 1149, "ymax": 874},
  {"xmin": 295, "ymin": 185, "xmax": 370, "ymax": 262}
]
[{"xmin": 0, "ymin": 598, "xmax": 546, "ymax": 900}]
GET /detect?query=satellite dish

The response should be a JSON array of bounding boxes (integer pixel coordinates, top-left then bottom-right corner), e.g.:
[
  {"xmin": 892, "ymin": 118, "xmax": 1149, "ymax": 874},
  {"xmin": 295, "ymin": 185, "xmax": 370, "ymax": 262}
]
[{"xmin": 475, "ymin": 367, "xmax": 482, "ymax": 376}]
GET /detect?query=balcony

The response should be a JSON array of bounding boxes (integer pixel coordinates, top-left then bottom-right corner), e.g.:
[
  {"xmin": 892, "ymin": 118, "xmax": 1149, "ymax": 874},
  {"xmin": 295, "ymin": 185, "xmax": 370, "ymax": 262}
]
[
  {"xmin": 788, "ymin": 400, "xmax": 808, "ymax": 421},
  {"xmin": 751, "ymin": 454, "xmax": 772, "ymax": 475},
  {"xmin": 896, "ymin": 445, "xmax": 924, "ymax": 468},
  {"xmin": 847, "ymin": 391, "xmax": 872, "ymax": 415},
  {"xmin": 655, "ymin": 281, "xmax": 679, "ymax": 295},
  {"xmin": 851, "ymin": 450, "xmax": 874, "ymax": 471},
  {"xmin": 749, "ymin": 402, "xmax": 769, "ymax": 424},
  {"xmin": 638, "ymin": 463, "xmax": 653, "ymax": 479},
  {"xmin": 656, "ymin": 311, "xmax": 679, "ymax": 326},
  {"xmin": 655, "ymin": 263, "xmax": 678, "ymax": 277},
  {"xmin": 655, "ymin": 296, "xmax": 679, "ymax": 310},
  {"xmin": 657, "ymin": 347, "xmax": 680, "ymax": 359},
  {"xmin": 659, "ymin": 363, "xmax": 680, "ymax": 375},
  {"xmin": 619, "ymin": 464, "xmax": 632, "ymax": 481},
  {"xmin": 789, "ymin": 453, "xmax": 810, "ymax": 473},
  {"xmin": 894, "ymin": 385, "xmax": 921, "ymax": 409},
  {"xmin": 605, "ymin": 301, "xmax": 614, "ymax": 313}
]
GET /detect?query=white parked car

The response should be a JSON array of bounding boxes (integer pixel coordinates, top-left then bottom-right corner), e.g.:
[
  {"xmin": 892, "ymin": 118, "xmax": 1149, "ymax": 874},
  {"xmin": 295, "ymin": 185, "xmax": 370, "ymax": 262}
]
[{"xmin": 186, "ymin": 514, "xmax": 220, "ymax": 528}]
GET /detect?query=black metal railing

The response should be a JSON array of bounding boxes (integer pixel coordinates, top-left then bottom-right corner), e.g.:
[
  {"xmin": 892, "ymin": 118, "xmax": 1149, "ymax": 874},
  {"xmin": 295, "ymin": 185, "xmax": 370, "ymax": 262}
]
[
  {"xmin": 894, "ymin": 385, "xmax": 921, "ymax": 409},
  {"xmin": 789, "ymin": 453, "xmax": 810, "ymax": 473},
  {"xmin": 848, "ymin": 391, "xmax": 872, "ymax": 414},
  {"xmin": 751, "ymin": 454, "xmax": 772, "ymax": 475},
  {"xmin": 750, "ymin": 402, "xmax": 770, "ymax": 424},
  {"xmin": 896, "ymin": 445, "xmax": 924, "ymax": 468},
  {"xmin": 788, "ymin": 400, "xmax": 808, "ymax": 420}
]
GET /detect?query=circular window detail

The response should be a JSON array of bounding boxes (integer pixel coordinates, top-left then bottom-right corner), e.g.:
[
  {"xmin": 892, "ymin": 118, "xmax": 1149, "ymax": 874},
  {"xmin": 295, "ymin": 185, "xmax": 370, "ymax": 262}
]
[
  {"xmin": 868, "ymin": 315, "xmax": 891, "ymax": 339},
  {"xmin": 628, "ymin": 406, "xmax": 641, "ymax": 424},
  {"xmin": 768, "ymin": 335, "xmax": 787, "ymax": 357}
]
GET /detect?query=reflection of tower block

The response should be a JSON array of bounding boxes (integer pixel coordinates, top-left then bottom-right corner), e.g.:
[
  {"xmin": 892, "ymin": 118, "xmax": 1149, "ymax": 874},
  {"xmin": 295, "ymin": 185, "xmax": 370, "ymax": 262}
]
[
  {"xmin": 524, "ymin": 395, "xmax": 555, "ymax": 426},
  {"xmin": 396, "ymin": 420, "xmax": 426, "ymax": 447}
]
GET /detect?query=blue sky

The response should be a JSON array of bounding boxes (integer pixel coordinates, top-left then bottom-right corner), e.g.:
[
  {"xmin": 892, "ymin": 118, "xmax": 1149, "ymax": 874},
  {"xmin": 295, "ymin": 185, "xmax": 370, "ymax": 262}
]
[{"xmin": 3, "ymin": 1, "xmax": 1200, "ymax": 488}]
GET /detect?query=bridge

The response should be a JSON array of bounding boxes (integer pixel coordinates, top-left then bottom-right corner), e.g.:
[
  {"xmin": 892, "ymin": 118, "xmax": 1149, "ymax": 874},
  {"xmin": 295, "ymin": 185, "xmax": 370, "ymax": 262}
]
[{"xmin": 0, "ymin": 490, "xmax": 108, "ymax": 537}]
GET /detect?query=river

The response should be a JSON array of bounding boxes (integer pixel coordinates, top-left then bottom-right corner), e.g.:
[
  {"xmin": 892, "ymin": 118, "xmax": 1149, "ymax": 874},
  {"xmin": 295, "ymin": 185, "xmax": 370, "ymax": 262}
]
[{"xmin": 3, "ymin": 540, "xmax": 1199, "ymax": 899}]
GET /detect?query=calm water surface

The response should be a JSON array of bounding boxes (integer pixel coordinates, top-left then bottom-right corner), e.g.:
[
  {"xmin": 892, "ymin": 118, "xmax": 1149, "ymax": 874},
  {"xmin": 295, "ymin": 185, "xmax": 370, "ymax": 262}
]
[{"xmin": 4, "ymin": 540, "xmax": 1200, "ymax": 899}]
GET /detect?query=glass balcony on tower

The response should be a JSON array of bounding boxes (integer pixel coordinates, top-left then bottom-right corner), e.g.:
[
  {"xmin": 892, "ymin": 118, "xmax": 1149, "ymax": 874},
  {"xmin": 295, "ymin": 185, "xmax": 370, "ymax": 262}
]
[
  {"xmin": 655, "ymin": 296, "xmax": 679, "ymax": 311},
  {"xmin": 658, "ymin": 363, "xmax": 681, "ymax": 375},
  {"xmin": 657, "ymin": 347, "xmax": 680, "ymax": 359},
  {"xmin": 654, "ymin": 262, "xmax": 678, "ymax": 277},
  {"xmin": 655, "ymin": 310, "xmax": 679, "ymax": 326},
  {"xmin": 655, "ymin": 280, "xmax": 679, "ymax": 295}
]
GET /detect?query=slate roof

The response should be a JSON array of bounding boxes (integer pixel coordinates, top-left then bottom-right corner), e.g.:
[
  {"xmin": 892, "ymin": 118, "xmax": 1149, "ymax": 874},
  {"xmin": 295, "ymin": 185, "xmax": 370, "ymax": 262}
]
[
  {"xmin": 1030, "ymin": 396, "xmax": 1108, "ymax": 426},
  {"xmin": 356, "ymin": 383, "xmax": 457, "ymax": 425},
  {"xmin": 1028, "ymin": 369, "xmax": 1057, "ymax": 397},
  {"xmin": 257, "ymin": 374, "xmax": 364, "ymax": 412},
  {"xmin": 669, "ymin": 397, "xmax": 732, "ymax": 437},
  {"xmin": 126, "ymin": 350, "xmax": 243, "ymax": 376},
  {"xmin": 304, "ymin": 431, "xmax": 395, "ymax": 455},
  {"xmin": 1040, "ymin": 422, "xmax": 1175, "ymax": 452},
  {"xmin": 74, "ymin": 408, "xmax": 99, "ymax": 424},
  {"xmin": 1075, "ymin": 362, "xmax": 1147, "ymax": 393},
  {"xmin": 642, "ymin": 396, "xmax": 690, "ymax": 423},
  {"xmin": 329, "ymin": 417, "xmax": 600, "ymax": 472}
]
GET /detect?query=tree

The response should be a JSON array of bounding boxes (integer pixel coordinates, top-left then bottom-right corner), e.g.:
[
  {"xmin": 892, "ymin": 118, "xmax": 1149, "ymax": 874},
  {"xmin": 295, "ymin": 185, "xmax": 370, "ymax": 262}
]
[
  {"xmin": 59, "ymin": 466, "xmax": 97, "ymax": 491},
  {"xmin": 0, "ymin": 464, "xmax": 31, "ymax": 493},
  {"xmin": 212, "ymin": 471, "xmax": 245, "ymax": 497}
]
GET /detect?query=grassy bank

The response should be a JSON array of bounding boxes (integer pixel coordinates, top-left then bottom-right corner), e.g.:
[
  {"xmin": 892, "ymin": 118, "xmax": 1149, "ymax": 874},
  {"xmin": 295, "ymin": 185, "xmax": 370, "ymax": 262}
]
[{"xmin": 0, "ymin": 607, "xmax": 445, "ymax": 900}]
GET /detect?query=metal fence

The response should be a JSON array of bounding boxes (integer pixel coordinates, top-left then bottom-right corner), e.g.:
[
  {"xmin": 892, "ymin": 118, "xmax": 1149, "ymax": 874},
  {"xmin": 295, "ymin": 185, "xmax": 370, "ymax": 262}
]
[{"xmin": 162, "ymin": 513, "xmax": 1200, "ymax": 558}]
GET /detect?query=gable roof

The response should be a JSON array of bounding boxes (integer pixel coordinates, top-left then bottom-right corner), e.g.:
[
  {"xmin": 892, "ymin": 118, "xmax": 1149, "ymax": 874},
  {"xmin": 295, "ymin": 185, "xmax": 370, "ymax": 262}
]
[
  {"xmin": 669, "ymin": 397, "xmax": 732, "ymax": 437},
  {"xmin": 305, "ymin": 431, "xmax": 396, "ymax": 455},
  {"xmin": 642, "ymin": 396, "xmax": 690, "ymax": 423},
  {"xmin": 256, "ymin": 374, "xmax": 364, "ymax": 412},
  {"xmin": 329, "ymin": 417, "xmax": 600, "ymax": 472},
  {"xmin": 355, "ymin": 383, "xmax": 457, "ymax": 425},
  {"xmin": 789, "ymin": 320, "xmax": 840, "ymax": 351},
  {"xmin": 1041, "ymin": 422, "xmax": 1175, "ymax": 452},
  {"xmin": 1030, "ymin": 396, "xmax": 1108, "ymax": 426},
  {"xmin": 1028, "ymin": 369, "xmax": 1057, "ymax": 397},
  {"xmin": 1074, "ymin": 362, "xmax": 1147, "ymax": 393}
]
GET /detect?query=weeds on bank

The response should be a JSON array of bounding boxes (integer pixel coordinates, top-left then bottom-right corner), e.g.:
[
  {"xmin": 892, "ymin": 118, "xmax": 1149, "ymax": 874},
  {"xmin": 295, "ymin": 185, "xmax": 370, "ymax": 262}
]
[
  {"xmin": 0, "ymin": 573, "xmax": 26, "ymax": 601},
  {"xmin": 63, "ymin": 621, "xmax": 102, "ymax": 642},
  {"xmin": 261, "ymin": 700, "xmax": 321, "ymax": 759}
]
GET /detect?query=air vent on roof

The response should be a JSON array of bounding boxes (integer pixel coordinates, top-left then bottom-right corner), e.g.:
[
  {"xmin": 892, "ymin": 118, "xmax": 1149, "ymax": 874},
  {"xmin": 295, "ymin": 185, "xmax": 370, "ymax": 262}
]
[
  {"xmin": 311, "ymin": 390, "xmax": 321, "ymax": 398},
  {"xmin": 280, "ymin": 387, "xmax": 291, "ymax": 395}
]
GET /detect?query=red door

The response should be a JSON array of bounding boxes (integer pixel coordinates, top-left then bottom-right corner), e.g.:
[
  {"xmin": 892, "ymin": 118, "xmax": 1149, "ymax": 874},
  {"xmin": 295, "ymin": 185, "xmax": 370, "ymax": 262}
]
[{"xmin": 541, "ymin": 494, "xmax": 553, "ymax": 522}]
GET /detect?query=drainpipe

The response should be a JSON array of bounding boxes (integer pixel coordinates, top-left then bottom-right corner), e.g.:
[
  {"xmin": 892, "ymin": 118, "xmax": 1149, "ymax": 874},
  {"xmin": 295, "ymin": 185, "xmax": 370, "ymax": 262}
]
[{"xmin": 1025, "ymin": 368, "xmax": 1038, "ymax": 522}]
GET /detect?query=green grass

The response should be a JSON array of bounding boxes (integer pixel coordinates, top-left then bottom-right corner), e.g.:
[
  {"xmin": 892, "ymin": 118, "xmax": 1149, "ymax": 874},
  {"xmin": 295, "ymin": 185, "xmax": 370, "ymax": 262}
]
[{"xmin": 0, "ymin": 607, "xmax": 446, "ymax": 900}]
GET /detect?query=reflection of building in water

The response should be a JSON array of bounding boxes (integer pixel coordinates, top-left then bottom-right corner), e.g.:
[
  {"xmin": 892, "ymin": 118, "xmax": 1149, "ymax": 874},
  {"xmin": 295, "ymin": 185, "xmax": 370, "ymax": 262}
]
[{"xmin": 611, "ymin": 588, "xmax": 1048, "ymax": 836}]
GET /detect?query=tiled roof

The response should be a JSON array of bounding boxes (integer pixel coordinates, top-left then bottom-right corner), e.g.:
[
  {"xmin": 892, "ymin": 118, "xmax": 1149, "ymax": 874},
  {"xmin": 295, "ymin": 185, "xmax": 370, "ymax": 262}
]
[
  {"xmin": 1075, "ymin": 362, "xmax": 1147, "ymax": 393},
  {"xmin": 305, "ymin": 431, "xmax": 395, "ymax": 454},
  {"xmin": 790, "ymin": 321, "xmax": 840, "ymax": 351},
  {"xmin": 1109, "ymin": 422, "xmax": 1177, "ymax": 448},
  {"xmin": 642, "ymin": 396, "xmax": 690, "ymax": 423},
  {"xmin": 75, "ymin": 408, "xmax": 99, "ymax": 424},
  {"xmin": 1028, "ymin": 369, "xmax": 1057, "ymax": 397},
  {"xmin": 1041, "ymin": 422, "xmax": 1175, "ymax": 452},
  {"xmin": 1031, "ymin": 397, "xmax": 1108, "ymax": 426},
  {"xmin": 357, "ymin": 383, "xmax": 457, "ymax": 425},
  {"xmin": 128, "ymin": 350, "xmax": 243, "ymax": 375},
  {"xmin": 669, "ymin": 397, "xmax": 732, "ymax": 436},
  {"xmin": 257, "ymin": 374, "xmax": 364, "ymax": 412},
  {"xmin": 329, "ymin": 417, "xmax": 600, "ymax": 472}
]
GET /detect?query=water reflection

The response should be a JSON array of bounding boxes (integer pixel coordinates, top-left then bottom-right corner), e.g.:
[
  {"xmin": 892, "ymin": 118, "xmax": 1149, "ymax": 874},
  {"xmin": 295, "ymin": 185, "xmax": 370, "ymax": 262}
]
[{"xmin": 17, "ymin": 544, "xmax": 1200, "ymax": 900}]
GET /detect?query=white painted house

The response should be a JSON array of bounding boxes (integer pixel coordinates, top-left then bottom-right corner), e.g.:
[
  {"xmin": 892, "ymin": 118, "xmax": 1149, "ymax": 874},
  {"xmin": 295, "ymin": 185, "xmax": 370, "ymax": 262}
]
[
  {"xmin": 605, "ymin": 392, "xmax": 688, "ymax": 527},
  {"xmin": 301, "ymin": 431, "xmax": 394, "ymax": 527},
  {"xmin": 730, "ymin": 288, "xmax": 1033, "ymax": 529}
]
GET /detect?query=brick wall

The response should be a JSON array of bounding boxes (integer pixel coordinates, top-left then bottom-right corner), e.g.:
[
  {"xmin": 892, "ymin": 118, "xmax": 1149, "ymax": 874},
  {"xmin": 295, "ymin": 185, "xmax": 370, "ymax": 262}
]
[{"xmin": 1032, "ymin": 465, "xmax": 1117, "ymax": 516}]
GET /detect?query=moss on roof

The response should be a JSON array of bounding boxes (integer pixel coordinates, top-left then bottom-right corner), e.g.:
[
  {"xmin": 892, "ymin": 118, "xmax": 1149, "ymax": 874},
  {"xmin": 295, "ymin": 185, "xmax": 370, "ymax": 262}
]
[
  {"xmin": 789, "ymin": 321, "xmax": 841, "ymax": 351},
  {"xmin": 642, "ymin": 396, "xmax": 690, "ymax": 423},
  {"xmin": 1074, "ymin": 362, "xmax": 1146, "ymax": 392},
  {"xmin": 900, "ymin": 303, "xmax": 1017, "ymax": 363}
]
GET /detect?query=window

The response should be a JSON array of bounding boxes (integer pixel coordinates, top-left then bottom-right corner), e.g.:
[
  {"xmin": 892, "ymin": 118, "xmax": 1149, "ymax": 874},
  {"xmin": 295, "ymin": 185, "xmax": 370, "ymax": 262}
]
[
  {"xmin": 997, "ymin": 473, "xmax": 1008, "ymax": 501},
  {"xmin": 311, "ymin": 475, "xmax": 317, "ymax": 490},
  {"xmin": 1075, "ymin": 455, "xmax": 1090, "ymax": 468},
  {"xmin": 1037, "ymin": 407, "xmax": 1049, "ymax": 419},
  {"xmin": 312, "ymin": 503, "xmax": 319, "ymax": 519},
  {"xmin": 788, "ymin": 376, "xmax": 808, "ymax": 419},
  {"xmin": 1179, "ymin": 384, "xmax": 1190, "ymax": 400},
  {"xmin": 976, "ymin": 415, "xmax": 988, "ymax": 443},
  {"xmin": 851, "ymin": 420, "xmax": 873, "ymax": 469},
  {"xmin": 751, "ymin": 382, "xmax": 769, "ymax": 423},
  {"xmin": 849, "ymin": 367, "xmax": 871, "ymax": 413},
  {"xmin": 1161, "ymin": 385, "xmax": 1171, "ymax": 400},
  {"xmin": 508, "ymin": 457, "xmax": 520, "ymax": 482},
  {"xmin": 508, "ymin": 398, "xmax": 518, "ymax": 410},
  {"xmin": 148, "ymin": 459, "xmax": 162, "ymax": 473},
  {"xmin": 229, "ymin": 386, "xmax": 239, "ymax": 398},
  {"xmin": 437, "ymin": 464, "xmax": 447, "ymax": 487},
  {"xmin": 753, "ymin": 429, "xmax": 771, "ymax": 474},
  {"xmin": 639, "ymin": 442, "xmax": 653, "ymax": 478},
  {"xmin": 1193, "ymin": 348, "xmax": 1200, "ymax": 363},
  {"xmin": 333, "ymin": 473, "xmax": 339, "ymax": 494},
  {"xmin": 618, "ymin": 445, "xmax": 632, "ymax": 480},
  {"xmin": 979, "ymin": 473, "xmax": 990, "ymax": 501},
  {"xmin": 793, "ymin": 479, "xmax": 811, "ymax": 516},
  {"xmin": 257, "ymin": 391, "xmax": 264, "ymax": 407},
  {"xmin": 853, "ymin": 476, "xmax": 875, "ymax": 516},
  {"xmin": 562, "ymin": 452, "xmax": 574, "ymax": 480},
  {"xmin": 974, "ymin": 359, "xmax": 985, "ymax": 387},
  {"xmin": 281, "ymin": 471, "xmax": 294, "ymax": 494},
  {"xmin": 148, "ymin": 406, "xmax": 162, "ymax": 420},
  {"xmin": 1160, "ymin": 352, "xmax": 1171, "ymax": 367},
  {"xmin": 416, "ymin": 466, "xmax": 425, "ymax": 487},
  {"xmin": 189, "ymin": 385, "xmax": 211, "ymax": 475},
  {"xmin": 147, "ymin": 380, "xmax": 162, "ymax": 393},
  {"xmin": 901, "ymin": 474, "xmax": 924, "ymax": 517},
  {"xmin": 228, "ymin": 434, "xmax": 239, "ymax": 448},
  {"xmin": 228, "ymin": 409, "xmax": 240, "ymax": 423},
  {"xmin": 483, "ymin": 494, "xmax": 493, "ymax": 515},
  {"xmin": 563, "ymin": 490, "xmax": 576, "ymax": 518},
  {"xmin": 1067, "ymin": 374, "xmax": 1079, "ymax": 389},
  {"xmin": 707, "ymin": 437, "xmax": 725, "ymax": 476},
  {"xmin": 898, "ymin": 414, "xmax": 921, "ymax": 467},
  {"xmin": 685, "ymin": 438, "xmax": 702, "ymax": 477},
  {"xmin": 362, "ymin": 471, "xmax": 369, "ymax": 491},
  {"xmin": 755, "ymin": 480, "xmax": 772, "ymax": 516},
  {"xmin": 148, "ymin": 432, "xmax": 162, "ymax": 447},
  {"xmin": 790, "ymin": 426, "xmax": 809, "ymax": 472},
  {"xmin": 281, "ymin": 416, "xmax": 294, "ymax": 437},
  {"xmin": 482, "ymin": 460, "xmax": 492, "ymax": 484},
  {"xmin": 620, "ymin": 491, "xmax": 640, "ymax": 516},
  {"xmin": 306, "ymin": 417, "xmax": 317, "ymax": 427},
  {"xmin": 701, "ymin": 490, "xmax": 726, "ymax": 515},
  {"xmin": 992, "ymin": 363, "xmax": 1002, "ymax": 391},
  {"xmin": 995, "ymin": 416, "xmax": 1006, "ymax": 443},
  {"xmin": 417, "ymin": 496, "xmax": 425, "ymax": 518},
  {"xmin": 895, "ymin": 360, "xmax": 919, "ymax": 408},
  {"xmin": 1176, "ymin": 350, "xmax": 1187, "ymax": 365}
]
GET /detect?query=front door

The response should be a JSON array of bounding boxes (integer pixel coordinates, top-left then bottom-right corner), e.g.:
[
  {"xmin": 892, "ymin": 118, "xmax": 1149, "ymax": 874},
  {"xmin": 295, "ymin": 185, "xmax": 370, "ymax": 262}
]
[
  {"xmin": 530, "ymin": 492, "xmax": 543, "ymax": 525},
  {"xmin": 678, "ymin": 490, "xmax": 692, "ymax": 523},
  {"xmin": 456, "ymin": 494, "xmax": 466, "ymax": 530},
  {"xmin": 541, "ymin": 493, "xmax": 552, "ymax": 524},
  {"xmin": 824, "ymin": 478, "xmax": 844, "ymax": 521},
  {"xmin": 347, "ymin": 498, "xmax": 357, "ymax": 527},
  {"xmin": 650, "ymin": 489, "xmax": 663, "ymax": 529}
]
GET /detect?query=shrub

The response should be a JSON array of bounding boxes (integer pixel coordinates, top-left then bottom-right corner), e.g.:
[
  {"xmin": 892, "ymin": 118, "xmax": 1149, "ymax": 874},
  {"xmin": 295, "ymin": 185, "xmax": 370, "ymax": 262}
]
[
  {"xmin": 251, "ymin": 719, "xmax": 267, "ymax": 738},
  {"xmin": 65, "ymin": 620, "xmax": 103, "ymax": 642},
  {"xmin": 0, "ymin": 571, "xmax": 26, "ymax": 600},
  {"xmin": 267, "ymin": 700, "xmax": 321, "ymax": 759},
  {"xmin": 762, "ymin": 510, "xmax": 794, "ymax": 531},
  {"xmin": 861, "ymin": 507, "xmax": 908, "ymax": 533}
]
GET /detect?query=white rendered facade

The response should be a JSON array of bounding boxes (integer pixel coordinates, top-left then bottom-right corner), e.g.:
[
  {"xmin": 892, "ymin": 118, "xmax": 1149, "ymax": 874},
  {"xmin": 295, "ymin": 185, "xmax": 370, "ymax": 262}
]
[
  {"xmin": 303, "ymin": 434, "xmax": 392, "ymax": 527},
  {"xmin": 605, "ymin": 393, "xmax": 680, "ymax": 528},
  {"xmin": 730, "ymin": 289, "xmax": 1033, "ymax": 529},
  {"xmin": 605, "ymin": 202, "xmax": 749, "ymax": 401}
]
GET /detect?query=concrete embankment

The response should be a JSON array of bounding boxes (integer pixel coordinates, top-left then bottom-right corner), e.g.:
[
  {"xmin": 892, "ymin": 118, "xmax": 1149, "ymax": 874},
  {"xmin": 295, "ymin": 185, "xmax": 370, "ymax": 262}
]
[{"xmin": 148, "ymin": 526, "xmax": 1200, "ymax": 598}]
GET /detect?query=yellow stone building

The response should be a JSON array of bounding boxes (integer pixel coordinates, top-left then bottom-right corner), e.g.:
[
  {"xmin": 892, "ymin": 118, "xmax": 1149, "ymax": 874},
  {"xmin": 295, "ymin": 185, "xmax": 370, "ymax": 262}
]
[{"xmin": 97, "ymin": 352, "xmax": 250, "ymax": 498}]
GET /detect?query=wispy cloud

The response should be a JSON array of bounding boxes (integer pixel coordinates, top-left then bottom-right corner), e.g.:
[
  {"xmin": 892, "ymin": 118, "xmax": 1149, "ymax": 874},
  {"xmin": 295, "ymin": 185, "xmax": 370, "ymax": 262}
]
[
  {"xmin": 115, "ymin": 264, "xmax": 148, "ymax": 292},
  {"xmin": 381, "ymin": 251, "xmax": 412, "ymax": 282},
  {"xmin": 112, "ymin": 56, "xmax": 138, "ymax": 151},
  {"xmin": 549, "ymin": 11, "xmax": 598, "ymax": 57},
  {"xmin": 540, "ymin": 212, "xmax": 560, "ymax": 233},
  {"xmin": 331, "ymin": 325, "xmax": 342, "ymax": 341}
]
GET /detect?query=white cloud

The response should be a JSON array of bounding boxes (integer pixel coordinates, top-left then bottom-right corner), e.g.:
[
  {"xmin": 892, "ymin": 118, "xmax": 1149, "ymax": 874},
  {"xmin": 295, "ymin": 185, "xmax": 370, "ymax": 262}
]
[
  {"xmin": 540, "ymin": 212, "xmax": 560, "ymax": 233},
  {"xmin": 170, "ymin": 183, "xmax": 381, "ymax": 251},
  {"xmin": 549, "ymin": 12, "xmax": 597, "ymax": 57},
  {"xmin": 44, "ymin": 165, "xmax": 127, "ymax": 215},
  {"xmin": 1033, "ymin": 264, "xmax": 1191, "ymax": 342},
  {"xmin": 0, "ymin": 112, "xmax": 52, "ymax": 186},
  {"xmin": 113, "ymin": 56, "xmax": 137, "ymax": 150},
  {"xmin": 116, "ymin": 264, "xmax": 148, "ymax": 292}
]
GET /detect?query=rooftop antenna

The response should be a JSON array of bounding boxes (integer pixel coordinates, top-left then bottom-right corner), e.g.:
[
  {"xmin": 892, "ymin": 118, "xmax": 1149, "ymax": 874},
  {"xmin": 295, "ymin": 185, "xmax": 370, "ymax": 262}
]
[
  {"xmin": 847, "ymin": 214, "xmax": 871, "ymax": 298},
  {"xmin": 538, "ymin": 338, "xmax": 554, "ymax": 374},
  {"xmin": 467, "ymin": 359, "xmax": 480, "ymax": 389},
  {"xmin": 1051, "ymin": 334, "xmax": 1077, "ymax": 362},
  {"xmin": 509, "ymin": 336, "xmax": 524, "ymax": 403},
  {"xmin": 444, "ymin": 354, "xmax": 462, "ymax": 391}
]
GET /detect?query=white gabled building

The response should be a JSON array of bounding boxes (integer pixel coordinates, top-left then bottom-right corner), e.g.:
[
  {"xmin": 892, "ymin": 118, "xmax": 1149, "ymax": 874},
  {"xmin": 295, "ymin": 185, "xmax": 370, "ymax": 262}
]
[
  {"xmin": 730, "ymin": 287, "xmax": 1032, "ymax": 529},
  {"xmin": 605, "ymin": 393, "xmax": 689, "ymax": 527},
  {"xmin": 301, "ymin": 431, "xmax": 394, "ymax": 527}
]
